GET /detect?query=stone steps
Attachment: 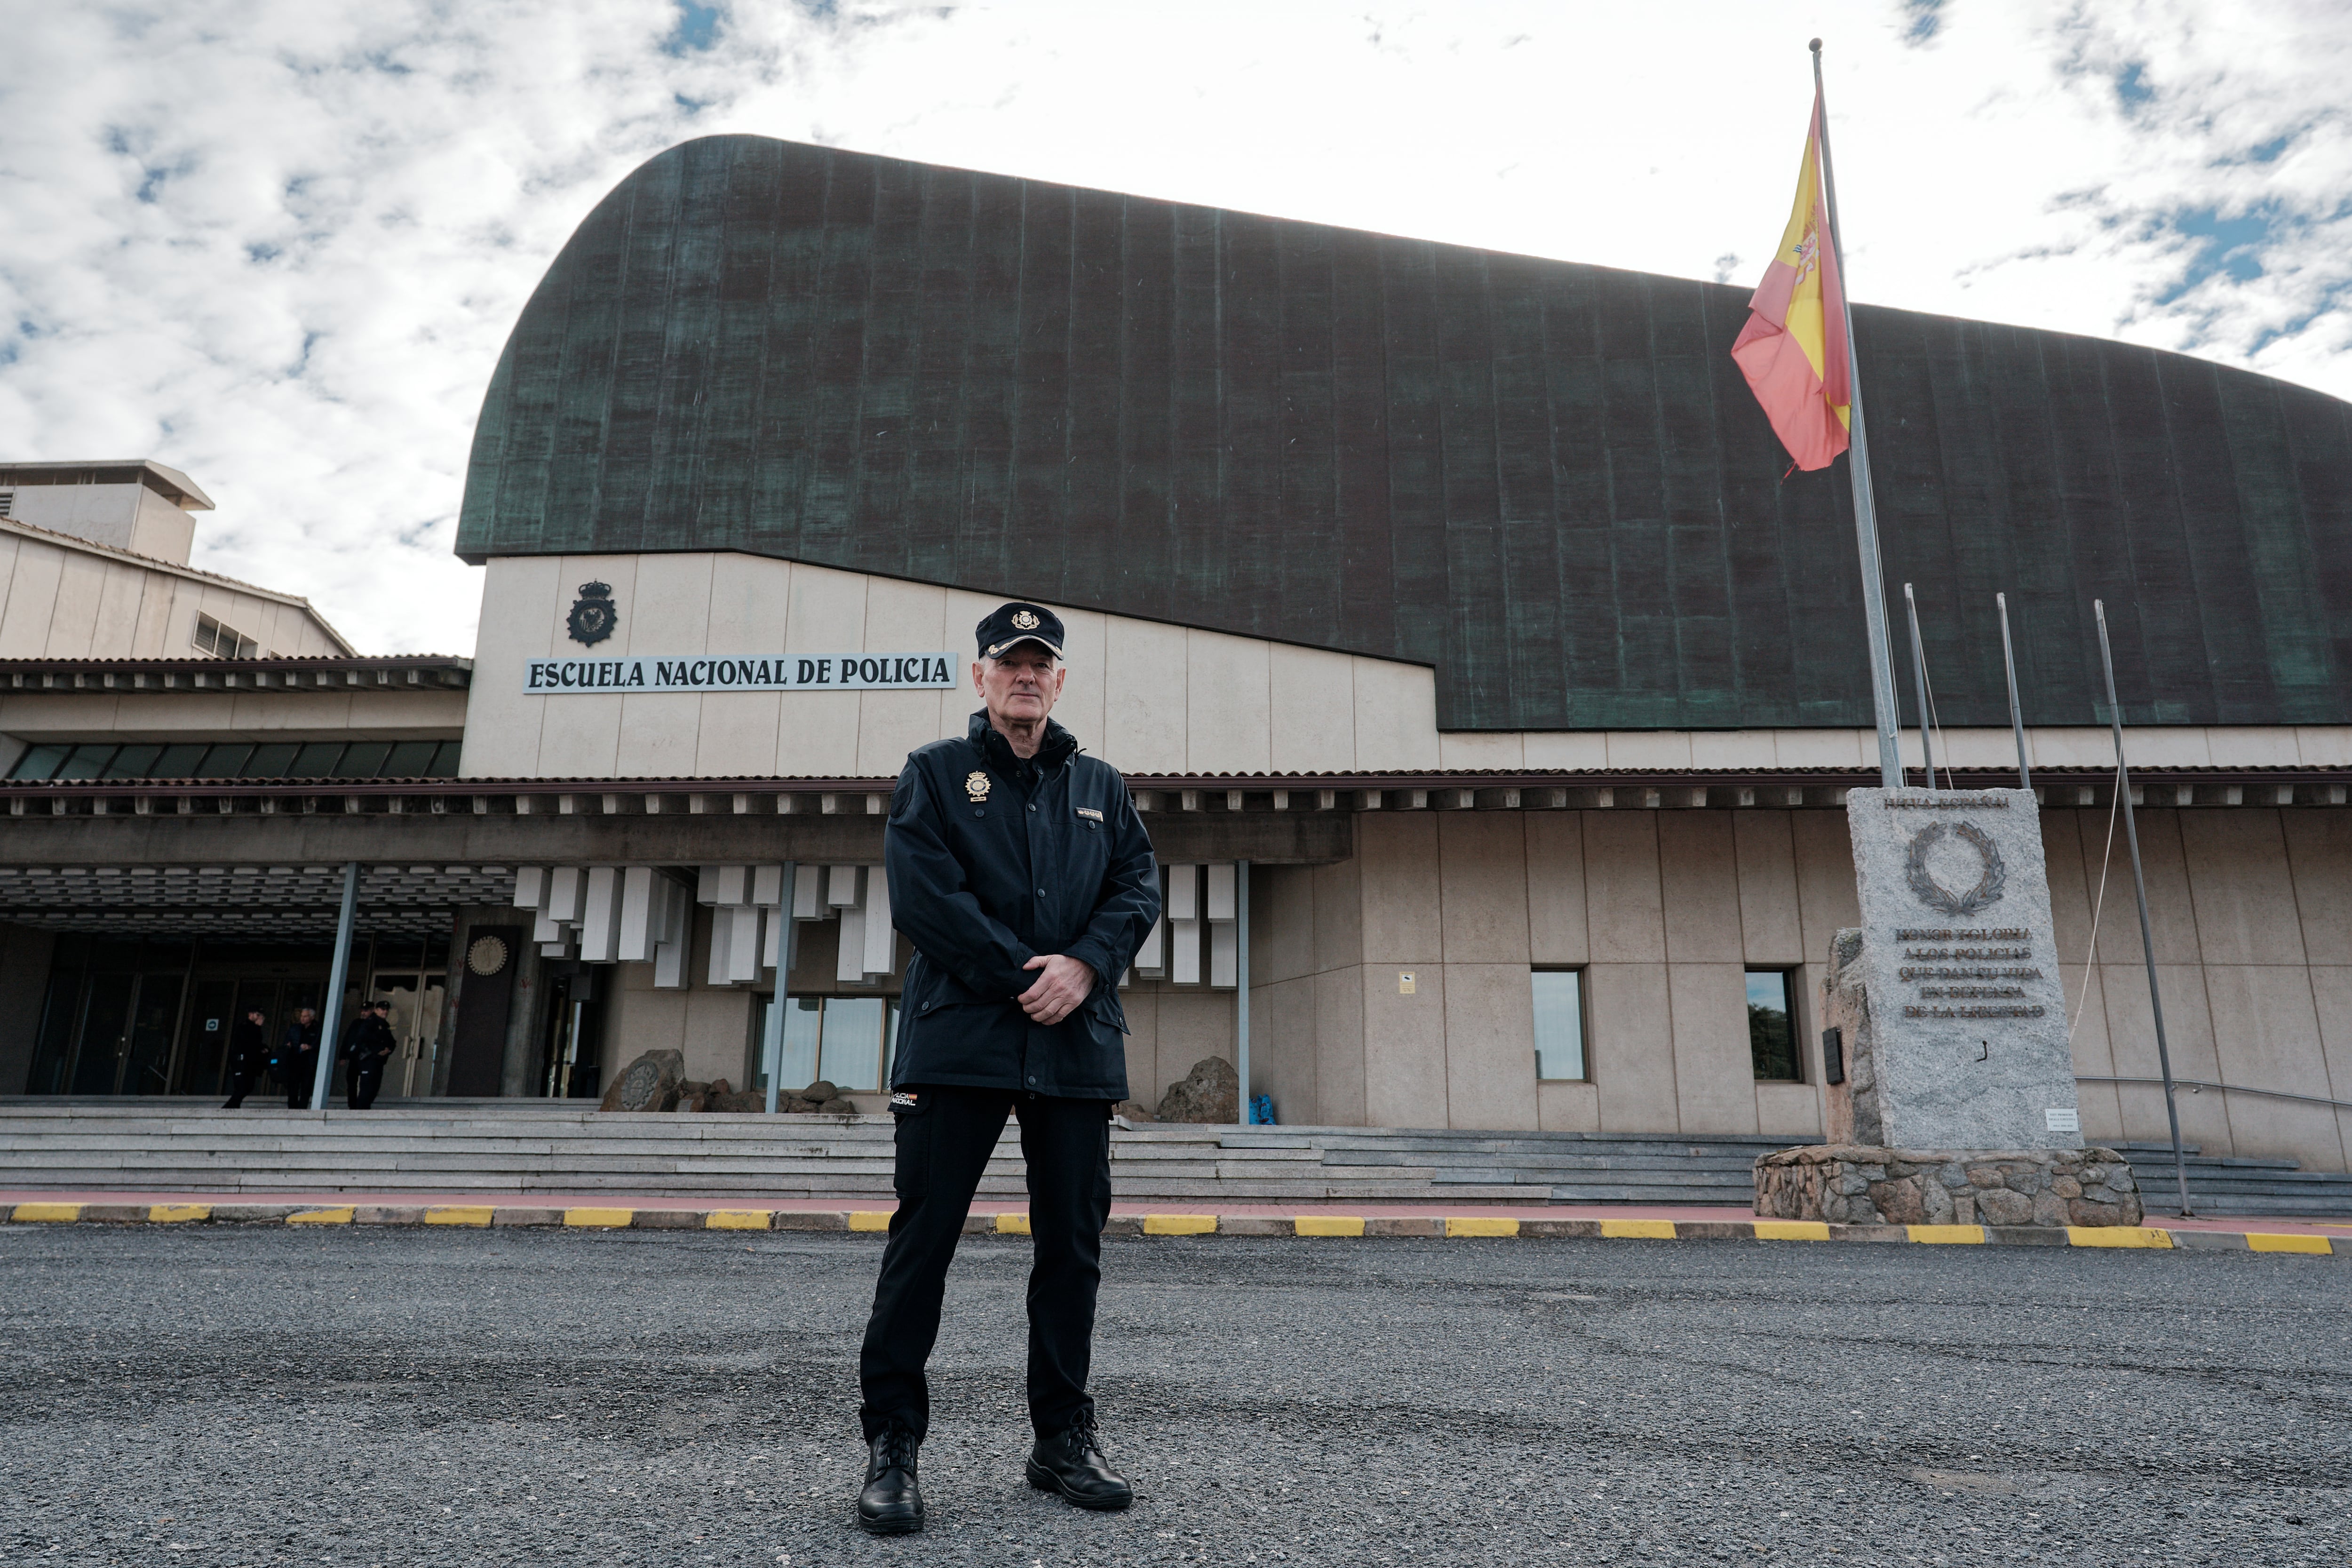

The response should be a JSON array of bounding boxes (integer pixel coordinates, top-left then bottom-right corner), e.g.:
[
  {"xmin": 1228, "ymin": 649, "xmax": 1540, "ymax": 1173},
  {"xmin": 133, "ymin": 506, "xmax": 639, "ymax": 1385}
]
[
  {"xmin": 3, "ymin": 1099, "xmax": 2345, "ymax": 1212},
  {"xmin": 2102, "ymin": 1143, "xmax": 2352, "ymax": 1217},
  {"xmin": 0, "ymin": 1098, "xmax": 1792, "ymax": 1203}
]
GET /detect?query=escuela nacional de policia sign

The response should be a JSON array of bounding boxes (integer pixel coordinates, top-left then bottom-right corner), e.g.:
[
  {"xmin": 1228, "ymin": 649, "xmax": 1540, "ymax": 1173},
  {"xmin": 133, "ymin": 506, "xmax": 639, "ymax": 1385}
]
[{"xmin": 523, "ymin": 653, "xmax": 959, "ymax": 694}]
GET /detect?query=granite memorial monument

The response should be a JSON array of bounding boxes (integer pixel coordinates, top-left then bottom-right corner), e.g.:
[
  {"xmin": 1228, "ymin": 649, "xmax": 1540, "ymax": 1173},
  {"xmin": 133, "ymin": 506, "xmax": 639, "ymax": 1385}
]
[{"xmin": 1754, "ymin": 788, "xmax": 2143, "ymax": 1228}]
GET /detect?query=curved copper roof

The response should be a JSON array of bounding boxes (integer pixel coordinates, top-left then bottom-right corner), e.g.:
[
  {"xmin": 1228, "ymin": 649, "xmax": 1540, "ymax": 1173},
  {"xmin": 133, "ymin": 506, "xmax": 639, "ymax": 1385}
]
[{"xmin": 456, "ymin": 135, "xmax": 2352, "ymax": 732}]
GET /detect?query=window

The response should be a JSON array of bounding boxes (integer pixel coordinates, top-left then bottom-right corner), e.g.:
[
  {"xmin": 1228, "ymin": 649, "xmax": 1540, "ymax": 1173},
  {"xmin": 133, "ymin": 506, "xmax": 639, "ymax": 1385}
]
[
  {"xmin": 1746, "ymin": 970, "xmax": 1801, "ymax": 1082},
  {"xmin": 758, "ymin": 994, "xmax": 899, "ymax": 1094},
  {"xmin": 761, "ymin": 995, "xmax": 824, "ymax": 1091},
  {"xmin": 1530, "ymin": 969, "xmax": 1587, "ymax": 1081},
  {"xmin": 152, "ymin": 744, "xmax": 208, "ymax": 778},
  {"xmin": 384, "ymin": 740, "xmax": 436, "ymax": 778},
  {"xmin": 193, "ymin": 743, "xmax": 253, "ymax": 778},
  {"xmin": 192, "ymin": 613, "xmax": 260, "ymax": 659},
  {"xmin": 6, "ymin": 739, "xmax": 465, "ymax": 781},
  {"xmin": 818, "ymin": 996, "xmax": 891, "ymax": 1091},
  {"xmin": 290, "ymin": 741, "xmax": 348, "ymax": 776},
  {"xmin": 333, "ymin": 741, "xmax": 392, "ymax": 778},
  {"xmin": 243, "ymin": 742, "xmax": 301, "ymax": 777},
  {"xmin": 102, "ymin": 745, "xmax": 163, "ymax": 779},
  {"xmin": 8, "ymin": 743, "xmax": 68, "ymax": 780},
  {"xmin": 0, "ymin": 490, "xmax": 14, "ymax": 518},
  {"xmin": 51, "ymin": 745, "xmax": 116, "ymax": 780}
]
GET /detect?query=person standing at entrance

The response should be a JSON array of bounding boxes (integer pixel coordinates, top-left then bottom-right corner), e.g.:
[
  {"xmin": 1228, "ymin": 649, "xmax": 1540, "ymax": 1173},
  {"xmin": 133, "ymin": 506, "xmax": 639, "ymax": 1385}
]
[
  {"xmin": 343, "ymin": 1000, "xmax": 398, "ymax": 1111},
  {"xmin": 278, "ymin": 1007, "xmax": 321, "ymax": 1109},
  {"xmin": 853, "ymin": 603, "xmax": 1161, "ymax": 1536},
  {"xmin": 222, "ymin": 1008, "xmax": 269, "ymax": 1109}
]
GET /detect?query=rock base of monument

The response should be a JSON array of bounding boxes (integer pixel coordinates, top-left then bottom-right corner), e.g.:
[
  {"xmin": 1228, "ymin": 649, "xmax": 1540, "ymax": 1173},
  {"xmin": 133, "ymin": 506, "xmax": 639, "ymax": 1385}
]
[{"xmin": 1755, "ymin": 1145, "xmax": 2143, "ymax": 1227}]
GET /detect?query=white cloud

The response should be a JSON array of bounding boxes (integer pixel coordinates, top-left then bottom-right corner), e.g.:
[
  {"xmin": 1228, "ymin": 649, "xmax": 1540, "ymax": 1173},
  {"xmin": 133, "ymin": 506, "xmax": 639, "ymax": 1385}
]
[{"xmin": 1, "ymin": 0, "xmax": 2344, "ymax": 655}]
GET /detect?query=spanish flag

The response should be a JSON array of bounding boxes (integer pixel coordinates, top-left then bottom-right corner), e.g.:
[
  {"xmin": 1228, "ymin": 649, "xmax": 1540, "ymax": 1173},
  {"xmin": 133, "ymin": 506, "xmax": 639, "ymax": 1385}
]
[{"xmin": 1732, "ymin": 88, "xmax": 1851, "ymax": 471}]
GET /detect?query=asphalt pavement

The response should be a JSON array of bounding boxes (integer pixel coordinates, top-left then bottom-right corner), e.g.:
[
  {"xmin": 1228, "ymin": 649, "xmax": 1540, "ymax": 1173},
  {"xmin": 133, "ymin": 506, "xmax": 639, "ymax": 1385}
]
[{"xmin": 1, "ymin": 1223, "xmax": 2346, "ymax": 1567}]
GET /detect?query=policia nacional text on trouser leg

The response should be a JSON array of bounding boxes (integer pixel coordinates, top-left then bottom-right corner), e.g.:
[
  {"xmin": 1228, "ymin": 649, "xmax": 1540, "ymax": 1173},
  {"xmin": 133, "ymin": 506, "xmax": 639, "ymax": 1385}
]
[{"xmin": 858, "ymin": 1085, "xmax": 1112, "ymax": 1441}]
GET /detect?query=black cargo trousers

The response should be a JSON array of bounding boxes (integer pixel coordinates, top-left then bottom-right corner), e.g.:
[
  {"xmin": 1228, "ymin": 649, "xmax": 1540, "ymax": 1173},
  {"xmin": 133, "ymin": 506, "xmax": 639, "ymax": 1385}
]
[{"xmin": 857, "ymin": 1085, "xmax": 1113, "ymax": 1443}]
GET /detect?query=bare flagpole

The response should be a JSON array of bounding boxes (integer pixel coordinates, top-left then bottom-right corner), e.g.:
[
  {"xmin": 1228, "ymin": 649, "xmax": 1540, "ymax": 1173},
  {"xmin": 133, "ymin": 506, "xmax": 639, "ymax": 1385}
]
[
  {"xmin": 2095, "ymin": 601, "xmax": 2193, "ymax": 1218},
  {"xmin": 1996, "ymin": 593, "xmax": 2032, "ymax": 790},
  {"xmin": 1902, "ymin": 583, "xmax": 1937, "ymax": 787},
  {"xmin": 1811, "ymin": 38, "xmax": 1903, "ymax": 791}
]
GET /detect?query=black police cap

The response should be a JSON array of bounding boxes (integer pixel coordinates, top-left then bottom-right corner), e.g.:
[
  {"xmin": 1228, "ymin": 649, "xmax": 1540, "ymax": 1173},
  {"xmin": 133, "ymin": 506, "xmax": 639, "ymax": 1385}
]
[{"xmin": 976, "ymin": 602, "xmax": 1065, "ymax": 661}]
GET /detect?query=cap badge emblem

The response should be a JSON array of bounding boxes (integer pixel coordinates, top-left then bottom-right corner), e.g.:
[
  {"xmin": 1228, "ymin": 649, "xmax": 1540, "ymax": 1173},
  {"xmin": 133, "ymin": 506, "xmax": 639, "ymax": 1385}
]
[
  {"xmin": 1011, "ymin": 609, "xmax": 1040, "ymax": 630},
  {"xmin": 965, "ymin": 771, "xmax": 992, "ymax": 800}
]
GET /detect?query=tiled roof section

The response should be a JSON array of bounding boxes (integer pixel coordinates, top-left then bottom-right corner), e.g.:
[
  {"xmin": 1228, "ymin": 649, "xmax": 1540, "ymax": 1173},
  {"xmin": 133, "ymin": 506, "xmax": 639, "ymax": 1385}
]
[
  {"xmin": 0, "ymin": 656, "xmax": 471, "ymax": 693},
  {"xmin": 454, "ymin": 135, "xmax": 2352, "ymax": 733}
]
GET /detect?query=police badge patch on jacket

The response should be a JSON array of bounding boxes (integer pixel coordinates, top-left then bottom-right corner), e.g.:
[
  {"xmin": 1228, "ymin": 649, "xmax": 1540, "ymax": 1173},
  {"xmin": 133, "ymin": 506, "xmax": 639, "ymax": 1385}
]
[{"xmin": 885, "ymin": 711, "xmax": 1161, "ymax": 1100}]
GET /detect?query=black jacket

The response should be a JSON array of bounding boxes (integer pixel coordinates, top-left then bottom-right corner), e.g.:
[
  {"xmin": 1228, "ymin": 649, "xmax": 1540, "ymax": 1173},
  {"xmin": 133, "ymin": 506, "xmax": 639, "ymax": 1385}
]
[
  {"xmin": 228, "ymin": 1017, "xmax": 269, "ymax": 1062},
  {"xmin": 277, "ymin": 1019, "xmax": 321, "ymax": 1064},
  {"xmin": 343, "ymin": 1014, "xmax": 398, "ymax": 1065},
  {"xmin": 886, "ymin": 712, "xmax": 1160, "ymax": 1098}
]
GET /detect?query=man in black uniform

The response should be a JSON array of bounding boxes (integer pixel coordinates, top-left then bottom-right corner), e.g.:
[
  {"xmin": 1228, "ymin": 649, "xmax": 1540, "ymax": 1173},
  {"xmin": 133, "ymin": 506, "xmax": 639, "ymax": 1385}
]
[
  {"xmin": 222, "ymin": 1007, "xmax": 270, "ymax": 1109},
  {"xmin": 278, "ymin": 1007, "xmax": 321, "ymax": 1110},
  {"xmin": 342, "ymin": 1000, "xmax": 398, "ymax": 1110},
  {"xmin": 854, "ymin": 603, "xmax": 1161, "ymax": 1536}
]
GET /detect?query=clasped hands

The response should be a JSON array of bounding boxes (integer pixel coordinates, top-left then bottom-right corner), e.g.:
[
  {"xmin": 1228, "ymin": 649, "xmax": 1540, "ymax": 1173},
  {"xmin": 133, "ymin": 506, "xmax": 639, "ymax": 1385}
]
[{"xmin": 1017, "ymin": 953, "xmax": 1095, "ymax": 1026}]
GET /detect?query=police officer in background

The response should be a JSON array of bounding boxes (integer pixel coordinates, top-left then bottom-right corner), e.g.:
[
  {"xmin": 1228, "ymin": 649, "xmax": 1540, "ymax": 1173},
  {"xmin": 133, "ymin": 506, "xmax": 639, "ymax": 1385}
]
[
  {"xmin": 854, "ymin": 603, "xmax": 1161, "ymax": 1536},
  {"xmin": 342, "ymin": 999, "xmax": 398, "ymax": 1110},
  {"xmin": 221, "ymin": 1006, "xmax": 269, "ymax": 1109},
  {"xmin": 278, "ymin": 1006, "xmax": 322, "ymax": 1110}
]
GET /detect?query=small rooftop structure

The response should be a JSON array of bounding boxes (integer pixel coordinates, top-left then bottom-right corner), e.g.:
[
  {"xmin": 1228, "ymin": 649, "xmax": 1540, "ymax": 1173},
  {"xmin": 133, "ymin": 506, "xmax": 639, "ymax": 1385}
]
[{"xmin": 0, "ymin": 460, "xmax": 218, "ymax": 565}]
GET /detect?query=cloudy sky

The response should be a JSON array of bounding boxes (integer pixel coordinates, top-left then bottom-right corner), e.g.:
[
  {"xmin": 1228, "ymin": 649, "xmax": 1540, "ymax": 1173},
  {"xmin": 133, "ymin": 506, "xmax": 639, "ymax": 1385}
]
[{"xmin": 2, "ymin": 0, "xmax": 2345, "ymax": 655}]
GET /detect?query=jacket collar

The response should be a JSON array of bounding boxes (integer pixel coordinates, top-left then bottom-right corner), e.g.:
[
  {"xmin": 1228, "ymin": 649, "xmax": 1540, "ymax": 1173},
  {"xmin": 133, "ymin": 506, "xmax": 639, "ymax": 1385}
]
[{"xmin": 969, "ymin": 709, "xmax": 1077, "ymax": 773}]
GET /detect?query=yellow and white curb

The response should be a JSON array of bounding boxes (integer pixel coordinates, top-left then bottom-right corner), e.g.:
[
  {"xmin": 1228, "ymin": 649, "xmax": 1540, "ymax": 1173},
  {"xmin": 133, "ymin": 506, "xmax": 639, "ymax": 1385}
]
[{"xmin": 4, "ymin": 1200, "xmax": 2340, "ymax": 1254}]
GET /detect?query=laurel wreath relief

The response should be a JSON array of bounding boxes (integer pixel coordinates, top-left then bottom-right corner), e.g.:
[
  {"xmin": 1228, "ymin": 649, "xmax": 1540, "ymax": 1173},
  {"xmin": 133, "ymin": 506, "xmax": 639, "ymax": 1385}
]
[{"xmin": 1903, "ymin": 821, "xmax": 2008, "ymax": 916}]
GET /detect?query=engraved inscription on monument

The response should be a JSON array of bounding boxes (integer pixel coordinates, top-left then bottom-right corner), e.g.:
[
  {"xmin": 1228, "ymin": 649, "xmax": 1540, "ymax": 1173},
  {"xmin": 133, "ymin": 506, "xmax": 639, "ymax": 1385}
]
[{"xmin": 1841, "ymin": 787, "xmax": 2082, "ymax": 1151}]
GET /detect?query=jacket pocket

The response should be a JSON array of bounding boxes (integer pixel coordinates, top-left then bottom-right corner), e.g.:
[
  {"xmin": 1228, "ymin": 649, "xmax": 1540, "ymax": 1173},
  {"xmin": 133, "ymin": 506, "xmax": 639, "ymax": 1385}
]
[
  {"xmin": 915, "ymin": 971, "xmax": 1000, "ymax": 1016},
  {"xmin": 1086, "ymin": 987, "xmax": 1130, "ymax": 1036}
]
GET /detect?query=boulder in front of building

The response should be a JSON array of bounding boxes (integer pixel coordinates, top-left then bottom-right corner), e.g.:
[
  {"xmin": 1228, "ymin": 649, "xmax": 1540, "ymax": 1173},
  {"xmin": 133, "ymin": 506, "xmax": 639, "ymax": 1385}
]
[
  {"xmin": 600, "ymin": 1049, "xmax": 686, "ymax": 1113},
  {"xmin": 1155, "ymin": 1057, "xmax": 1239, "ymax": 1125},
  {"xmin": 1754, "ymin": 1145, "xmax": 2142, "ymax": 1227},
  {"xmin": 768, "ymin": 1081, "xmax": 852, "ymax": 1114},
  {"xmin": 705, "ymin": 1082, "xmax": 766, "ymax": 1113}
]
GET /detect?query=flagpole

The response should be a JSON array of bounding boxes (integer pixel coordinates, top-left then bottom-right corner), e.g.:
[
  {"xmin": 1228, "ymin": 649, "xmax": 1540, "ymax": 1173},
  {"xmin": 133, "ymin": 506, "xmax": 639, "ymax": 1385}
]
[
  {"xmin": 1811, "ymin": 38, "xmax": 1904, "ymax": 791},
  {"xmin": 2096, "ymin": 600, "xmax": 2194, "ymax": 1218}
]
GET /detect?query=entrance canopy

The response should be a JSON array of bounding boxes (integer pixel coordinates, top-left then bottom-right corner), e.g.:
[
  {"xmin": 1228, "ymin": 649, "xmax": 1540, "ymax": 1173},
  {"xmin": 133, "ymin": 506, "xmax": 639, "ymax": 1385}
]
[{"xmin": 0, "ymin": 864, "xmax": 512, "ymax": 939}]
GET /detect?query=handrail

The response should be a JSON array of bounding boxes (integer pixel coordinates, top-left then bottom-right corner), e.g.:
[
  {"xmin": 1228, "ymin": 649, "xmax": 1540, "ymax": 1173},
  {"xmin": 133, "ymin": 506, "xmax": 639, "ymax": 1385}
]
[{"xmin": 2077, "ymin": 1075, "xmax": 2352, "ymax": 1114}]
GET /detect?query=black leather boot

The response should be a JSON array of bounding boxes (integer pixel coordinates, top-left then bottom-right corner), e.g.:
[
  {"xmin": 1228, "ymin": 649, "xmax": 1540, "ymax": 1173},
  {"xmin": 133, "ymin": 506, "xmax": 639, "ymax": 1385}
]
[
  {"xmin": 857, "ymin": 1425, "xmax": 924, "ymax": 1535},
  {"xmin": 1026, "ymin": 1413, "xmax": 1133, "ymax": 1510}
]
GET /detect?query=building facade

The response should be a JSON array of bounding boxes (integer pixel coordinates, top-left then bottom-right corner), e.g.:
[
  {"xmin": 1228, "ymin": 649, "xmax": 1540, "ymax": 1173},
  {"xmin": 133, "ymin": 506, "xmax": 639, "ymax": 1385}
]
[{"xmin": 4, "ymin": 138, "xmax": 2351, "ymax": 1180}]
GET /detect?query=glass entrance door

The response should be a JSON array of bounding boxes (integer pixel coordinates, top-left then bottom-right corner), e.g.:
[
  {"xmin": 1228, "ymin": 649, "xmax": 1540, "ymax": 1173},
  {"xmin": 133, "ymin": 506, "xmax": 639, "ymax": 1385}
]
[
  {"xmin": 121, "ymin": 975, "xmax": 185, "ymax": 1095},
  {"xmin": 29, "ymin": 937, "xmax": 324, "ymax": 1098},
  {"xmin": 536, "ymin": 971, "xmax": 600, "ymax": 1099},
  {"xmin": 180, "ymin": 981, "xmax": 240, "ymax": 1097},
  {"xmin": 59, "ymin": 971, "xmax": 187, "ymax": 1094},
  {"xmin": 366, "ymin": 935, "xmax": 449, "ymax": 1099},
  {"xmin": 371, "ymin": 973, "xmax": 448, "ymax": 1098},
  {"xmin": 71, "ymin": 979, "xmax": 135, "ymax": 1093}
]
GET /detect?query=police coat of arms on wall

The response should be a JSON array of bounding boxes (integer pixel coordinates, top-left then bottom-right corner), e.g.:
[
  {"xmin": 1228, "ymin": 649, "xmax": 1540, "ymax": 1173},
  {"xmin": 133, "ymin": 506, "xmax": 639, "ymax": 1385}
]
[{"xmin": 567, "ymin": 581, "xmax": 619, "ymax": 646}]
